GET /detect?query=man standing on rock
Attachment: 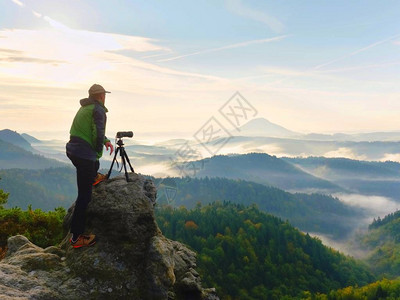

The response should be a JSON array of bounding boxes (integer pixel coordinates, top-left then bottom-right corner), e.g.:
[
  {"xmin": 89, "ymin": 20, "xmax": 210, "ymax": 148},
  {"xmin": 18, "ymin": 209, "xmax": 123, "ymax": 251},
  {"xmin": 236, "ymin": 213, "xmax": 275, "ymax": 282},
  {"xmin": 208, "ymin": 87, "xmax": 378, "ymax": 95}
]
[{"xmin": 66, "ymin": 84, "xmax": 114, "ymax": 248}]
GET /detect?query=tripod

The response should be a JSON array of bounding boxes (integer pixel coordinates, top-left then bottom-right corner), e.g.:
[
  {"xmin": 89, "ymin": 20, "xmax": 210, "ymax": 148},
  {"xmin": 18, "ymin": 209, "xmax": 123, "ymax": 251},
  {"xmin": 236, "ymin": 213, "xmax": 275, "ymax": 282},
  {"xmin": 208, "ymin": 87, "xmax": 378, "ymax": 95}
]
[{"xmin": 107, "ymin": 138, "xmax": 135, "ymax": 182}]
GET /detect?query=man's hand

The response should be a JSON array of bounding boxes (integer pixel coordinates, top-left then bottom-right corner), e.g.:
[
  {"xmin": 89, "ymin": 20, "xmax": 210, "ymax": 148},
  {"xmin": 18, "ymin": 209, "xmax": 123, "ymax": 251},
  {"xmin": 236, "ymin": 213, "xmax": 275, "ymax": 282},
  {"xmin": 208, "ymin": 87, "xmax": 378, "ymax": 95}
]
[{"xmin": 105, "ymin": 141, "xmax": 114, "ymax": 155}]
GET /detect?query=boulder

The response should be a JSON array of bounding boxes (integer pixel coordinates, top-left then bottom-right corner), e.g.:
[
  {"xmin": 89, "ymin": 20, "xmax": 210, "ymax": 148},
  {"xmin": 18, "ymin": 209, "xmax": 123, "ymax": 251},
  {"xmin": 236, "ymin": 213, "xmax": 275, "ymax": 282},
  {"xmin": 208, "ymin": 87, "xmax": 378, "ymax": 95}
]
[{"xmin": 0, "ymin": 173, "xmax": 219, "ymax": 300}]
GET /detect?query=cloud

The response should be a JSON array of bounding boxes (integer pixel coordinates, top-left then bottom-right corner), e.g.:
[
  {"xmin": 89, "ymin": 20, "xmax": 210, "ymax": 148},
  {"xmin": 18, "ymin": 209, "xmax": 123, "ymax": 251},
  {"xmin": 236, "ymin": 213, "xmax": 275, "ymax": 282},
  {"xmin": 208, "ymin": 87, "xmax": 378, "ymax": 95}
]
[
  {"xmin": 380, "ymin": 153, "xmax": 400, "ymax": 162},
  {"xmin": 11, "ymin": 0, "xmax": 24, "ymax": 7},
  {"xmin": 333, "ymin": 193, "xmax": 399, "ymax": 218},
  {"xmin": 308, "ymin": 232, "xmax": 364, "ymax": 256},
  {"xmin": 314, "ymin": 33, "xmax": 400, "ymax": 70},
  {"xmin": 317, "ymin": 60, "xmax": 400, "ymax": 73},
  {"xmin": 32, "ymin": 10, "xmax": 42, "ymax": 18},
  {"xmin": 0, "ymin": 48, "xmax": 22, "ymax": 54},
  {"xmin": 0, "ymin": 9, "xmax": 240, "ymax": 135},
  {"xmin": 257, "ymin": 67, "xmax": 310, "ymax": 77},
  {"xmin": 324, "ymin": 148, "xmax": 367, "ymax": 160},
  {"xmin": 158, "ymin": 36, "xmax": 288, "ymax": 62},
  {"xmin": 0, "ymin": 24, "xmax": 225, "ymax": 87},
  {"xmin": 225, "ymin": 0, "xmax": 284, "ymax": 33},
  {"xmin": 0, "ymin": 28, "xmax": 165, "ymax": 63},
  {"xmin": 0, "ymin": 55, "xmax": 64, "ymax": 64}
]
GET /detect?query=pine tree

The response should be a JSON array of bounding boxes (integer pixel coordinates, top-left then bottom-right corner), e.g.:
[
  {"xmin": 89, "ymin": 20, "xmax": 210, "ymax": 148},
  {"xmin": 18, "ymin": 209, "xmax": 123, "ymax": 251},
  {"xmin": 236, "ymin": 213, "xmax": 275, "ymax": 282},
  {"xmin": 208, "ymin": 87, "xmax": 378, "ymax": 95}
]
[{"xmin": 0, "ymin": 177, "xmax": 9, "ymax": 209}]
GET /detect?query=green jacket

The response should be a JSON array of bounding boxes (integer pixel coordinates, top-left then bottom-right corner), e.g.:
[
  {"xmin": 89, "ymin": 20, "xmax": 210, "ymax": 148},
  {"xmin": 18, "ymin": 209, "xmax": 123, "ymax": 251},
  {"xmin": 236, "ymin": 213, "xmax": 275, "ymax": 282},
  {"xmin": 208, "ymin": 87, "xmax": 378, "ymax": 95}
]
[{"xmin": 66, "ymin": 98, "xmax": 110, "ymax": 161}]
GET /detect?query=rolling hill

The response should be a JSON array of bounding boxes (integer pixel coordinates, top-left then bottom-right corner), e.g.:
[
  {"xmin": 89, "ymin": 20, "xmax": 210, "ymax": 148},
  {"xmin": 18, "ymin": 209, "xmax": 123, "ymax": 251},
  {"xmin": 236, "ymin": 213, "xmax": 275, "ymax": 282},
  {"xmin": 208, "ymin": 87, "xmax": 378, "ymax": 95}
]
[
  {"xmin": 181, "ymin": 153, "xmax": 343, "ymax": 193},
  {"xmin": 0, "ymin": 139, "xmax": 66, "ymax": 169},
  {"xmin": 284, "ymin": 157, "xmax": 400, "ymax": 200},
  {"xmin": 154, "ymin": 176, "xmax": 363, "ymax": 239}
]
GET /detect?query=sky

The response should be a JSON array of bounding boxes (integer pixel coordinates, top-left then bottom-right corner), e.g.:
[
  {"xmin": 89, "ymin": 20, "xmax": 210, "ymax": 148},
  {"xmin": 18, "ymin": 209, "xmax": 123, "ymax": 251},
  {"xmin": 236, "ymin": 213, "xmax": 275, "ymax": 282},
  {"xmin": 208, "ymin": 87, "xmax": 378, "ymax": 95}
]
[{"xmin": 1, "ymin": 0, "xmax": 400, "ymax": 142}]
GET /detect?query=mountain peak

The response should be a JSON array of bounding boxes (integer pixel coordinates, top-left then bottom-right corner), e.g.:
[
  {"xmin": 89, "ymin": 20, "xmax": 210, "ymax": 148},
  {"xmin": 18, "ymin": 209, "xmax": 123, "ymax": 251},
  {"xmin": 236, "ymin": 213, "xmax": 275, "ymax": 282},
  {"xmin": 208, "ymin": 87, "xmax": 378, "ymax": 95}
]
[
  {"xmin": 21, "ymin": 133, "xmax": 42, "ymax": 144},
  {"xmin": 0, "ymin": 129, "xmax": 33, "ymax": 151},
  {"xmin": 238, "ymin": 118, "xmax": 298, "ymax": 138}
]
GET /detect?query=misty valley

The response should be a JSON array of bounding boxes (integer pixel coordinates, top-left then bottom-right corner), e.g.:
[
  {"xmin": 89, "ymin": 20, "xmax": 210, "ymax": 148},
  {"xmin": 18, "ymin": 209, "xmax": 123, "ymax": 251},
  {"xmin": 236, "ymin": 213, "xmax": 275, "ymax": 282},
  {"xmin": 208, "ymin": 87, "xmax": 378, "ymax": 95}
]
[{"xmin": 1, "ymin": 124, "xmax": 400, "ymax": 299}]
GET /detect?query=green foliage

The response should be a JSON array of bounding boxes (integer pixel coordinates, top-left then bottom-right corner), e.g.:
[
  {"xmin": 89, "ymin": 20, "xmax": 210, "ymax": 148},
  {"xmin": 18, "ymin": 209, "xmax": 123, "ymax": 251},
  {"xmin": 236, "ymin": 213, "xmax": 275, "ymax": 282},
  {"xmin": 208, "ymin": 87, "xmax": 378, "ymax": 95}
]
[
  {"xmin": 0, "ymin": 178, "xmax": 9, "ymax": 209},
  {"xmin": 370, "ymin": 210, "xmax": 400, "ymax": 230},
  {"xmin": 154, "ymin": 176, "xmax": 361, "ymax": 239},
  {"xmin": 156, "ymin": 202, "xmax": 375, "ymax": 299},
  {"xmin": 0, "ymin": 168, "xmax": 76, "ymax": 210},
  {"xmin": 0, "ymin": 205, "xmax": 65, "ymax": 248},
  {"xmin": 361, "ymin": 211, "xmax": 400, "ymax": 277},
  {"xmin": 311, "ymin": 278, "xmax": 400, "ymax": 299}
]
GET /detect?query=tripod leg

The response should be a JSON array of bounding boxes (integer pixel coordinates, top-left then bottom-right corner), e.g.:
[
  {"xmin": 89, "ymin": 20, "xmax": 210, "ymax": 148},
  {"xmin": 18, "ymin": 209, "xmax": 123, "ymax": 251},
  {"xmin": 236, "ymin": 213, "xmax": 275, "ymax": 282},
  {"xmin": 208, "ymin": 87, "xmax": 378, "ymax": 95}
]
[
  {"xmin": 107, "ymin": 147, "xmax": 120, "ymax": 179},
  {"xmin": 123, "ymin": 149, "xmax": 135, "ymax": 173},
  {"xmin": 121, "ymin": 152, "xmax": 130, "ymax": 182}
]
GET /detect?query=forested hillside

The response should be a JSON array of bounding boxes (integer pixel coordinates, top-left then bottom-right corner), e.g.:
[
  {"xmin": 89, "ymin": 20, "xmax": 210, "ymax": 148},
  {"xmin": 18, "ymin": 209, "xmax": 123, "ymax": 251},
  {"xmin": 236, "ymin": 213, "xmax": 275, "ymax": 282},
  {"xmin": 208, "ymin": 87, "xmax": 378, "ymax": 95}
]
[
  {"xmin": 0, "ymin": 166, "xmax": 362, "ymax": 239},
  {"xmin": 315, "ymin": 278, "xmax": 400, "ymax": 299},
  {"xmin": 156, "ymin": 202, "xmax": 375, "ymax": 299},
  {"xmin": 0, "ymin": 168, "xmax": 76, "ymax": 210},
  {"xmin": 360, "ymin": 210, "xmax": 400, "ymax": 276},
  {"xmin": 155, "ymin": 177, "xmax": 363, "ymax": 239}
]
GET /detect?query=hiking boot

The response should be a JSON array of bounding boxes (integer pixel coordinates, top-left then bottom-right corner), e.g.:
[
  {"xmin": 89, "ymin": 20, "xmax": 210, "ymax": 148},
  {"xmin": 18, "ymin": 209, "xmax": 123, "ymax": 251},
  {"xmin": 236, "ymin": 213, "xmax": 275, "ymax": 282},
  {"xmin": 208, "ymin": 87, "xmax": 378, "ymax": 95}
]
[
  {"xmin": 93, "ymin": 173, "xmax": 107, "ymax": 186},
  {"xmin": 70, "ymin": 234, "xmax": 96, "ymax": 248}
]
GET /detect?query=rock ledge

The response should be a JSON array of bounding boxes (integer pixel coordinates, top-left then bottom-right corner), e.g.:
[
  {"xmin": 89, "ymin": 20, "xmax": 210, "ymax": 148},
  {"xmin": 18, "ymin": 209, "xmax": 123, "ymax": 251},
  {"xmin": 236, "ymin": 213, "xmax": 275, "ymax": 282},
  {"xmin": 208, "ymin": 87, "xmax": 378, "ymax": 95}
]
[{"xmin": 0, "ymin": 173, "xmax": 219, "ymax": 300}]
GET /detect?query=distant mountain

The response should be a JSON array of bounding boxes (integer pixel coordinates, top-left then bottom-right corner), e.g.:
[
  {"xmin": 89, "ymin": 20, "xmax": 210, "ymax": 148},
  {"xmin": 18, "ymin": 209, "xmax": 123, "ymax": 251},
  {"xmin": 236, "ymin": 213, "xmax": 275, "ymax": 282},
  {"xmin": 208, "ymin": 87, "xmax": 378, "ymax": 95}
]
[
  {"xmin": 284, "ymin": 157, "xmax": 400, "ymax": 200},
  {"xmin": 304, "ymin": 132, "xmax": 400, "ymax": 142},
  {"xmin": 0, "ymin": 129, "xmax": 34, "ymax": 151},
  {"xmin": 0, "ymin": 139, "xmax": 66, "ymax": 169},
  {"xmin": 284, "ymin": 157, "xmax": 400, "ymax": 179},
  {"xmin": 196, "ymin": 134, "xmax": 400, "ymax": 161},
  {"xmin": 154, "ymin": 139, "xmax": 189, "ymax": 147},
  {"xmin": 183, "ymin": 153, "xmax": 343, "ymax": 193},
  {"xmin": 303, "ymin": 133, "xmax": 353, "ymax": 141},
  {"xmin": 21, "ymin": 133, "xmax": 42, "ymax": 144},
  {"xmin": 237, "ymin": 118, "xmax": 299, "ymax": 137},
  {"xmin": 236, "ymin": 118, "xmax": 400, "ymax": 142},
  {"xmin": 354, "ymin": 132, "xmax": 400, "ymax": 142}
]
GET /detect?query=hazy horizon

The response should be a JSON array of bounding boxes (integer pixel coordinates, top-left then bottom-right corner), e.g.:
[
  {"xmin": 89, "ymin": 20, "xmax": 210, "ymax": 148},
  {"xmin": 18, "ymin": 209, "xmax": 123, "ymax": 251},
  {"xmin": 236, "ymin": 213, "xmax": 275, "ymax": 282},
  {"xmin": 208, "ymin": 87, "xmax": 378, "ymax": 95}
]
[{"xmin": 5, "ymin": 115, "xmax": 400, "ymax": 144}]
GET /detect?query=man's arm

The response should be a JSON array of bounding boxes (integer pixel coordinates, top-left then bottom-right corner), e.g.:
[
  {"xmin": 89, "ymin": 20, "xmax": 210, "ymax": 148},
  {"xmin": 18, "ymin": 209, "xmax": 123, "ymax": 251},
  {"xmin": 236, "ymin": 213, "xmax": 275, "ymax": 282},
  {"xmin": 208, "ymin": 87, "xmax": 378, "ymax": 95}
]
[{"xmin": 93, "ymin": 104, "xmax": 106, "ymax": 153}]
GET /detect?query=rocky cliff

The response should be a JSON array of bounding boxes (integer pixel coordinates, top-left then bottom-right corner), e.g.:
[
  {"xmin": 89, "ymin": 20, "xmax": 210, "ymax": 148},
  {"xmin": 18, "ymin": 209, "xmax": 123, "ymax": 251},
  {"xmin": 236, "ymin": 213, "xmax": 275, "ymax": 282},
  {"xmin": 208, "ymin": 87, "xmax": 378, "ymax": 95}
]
[{"xmin": 0, "ymin": 173, "xmax": 218, "ymax": 300}]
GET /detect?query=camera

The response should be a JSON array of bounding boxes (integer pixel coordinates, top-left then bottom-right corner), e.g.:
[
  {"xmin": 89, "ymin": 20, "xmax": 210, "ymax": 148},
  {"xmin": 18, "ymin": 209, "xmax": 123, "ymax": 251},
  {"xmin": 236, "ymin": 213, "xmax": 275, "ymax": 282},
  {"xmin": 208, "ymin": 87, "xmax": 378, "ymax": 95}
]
[{"xmin": 116, "ymin": 131, "xmax": 134, "ymax": 138}]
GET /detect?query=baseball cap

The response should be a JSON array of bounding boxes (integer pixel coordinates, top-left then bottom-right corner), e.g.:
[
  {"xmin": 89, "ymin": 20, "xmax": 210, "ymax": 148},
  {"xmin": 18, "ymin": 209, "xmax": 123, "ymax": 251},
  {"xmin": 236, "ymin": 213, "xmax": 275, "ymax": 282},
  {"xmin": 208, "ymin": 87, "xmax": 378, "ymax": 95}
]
[{"xmin": 88, "ymin": 84, "xmax": 111, "ymax": 95}]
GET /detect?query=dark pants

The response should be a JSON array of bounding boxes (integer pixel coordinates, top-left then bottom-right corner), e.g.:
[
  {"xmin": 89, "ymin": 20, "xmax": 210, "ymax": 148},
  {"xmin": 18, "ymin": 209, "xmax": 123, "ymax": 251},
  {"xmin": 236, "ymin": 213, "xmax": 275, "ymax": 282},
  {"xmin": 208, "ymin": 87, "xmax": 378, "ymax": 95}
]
[{"xmin": 67, "ymin": 153, "xmax": 99, "ymax": 236}]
